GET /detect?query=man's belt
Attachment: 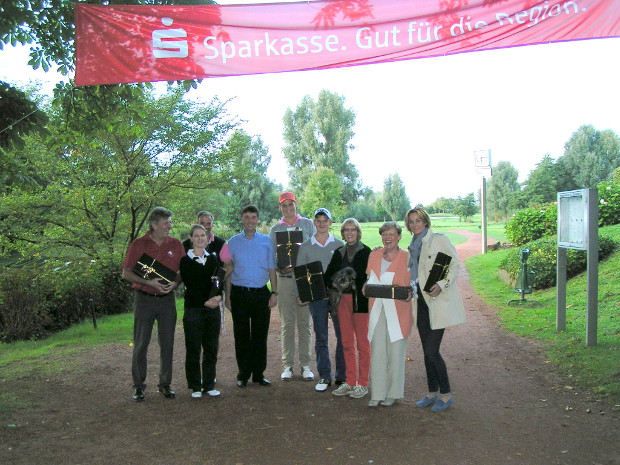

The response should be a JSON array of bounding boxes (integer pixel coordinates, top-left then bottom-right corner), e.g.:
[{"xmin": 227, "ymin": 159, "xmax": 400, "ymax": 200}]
[
  {"xmin": 232, "ymin": 284, "xmax": 268, "ymax": 292},
  {"xmin": 136, "ymin": 289, "xmax": 171, "ymax": 298}
]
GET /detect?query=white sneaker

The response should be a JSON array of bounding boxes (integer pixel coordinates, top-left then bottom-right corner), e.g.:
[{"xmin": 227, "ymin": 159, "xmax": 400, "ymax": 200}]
[
  {"xmin": 332, "ymin": 382, "xmax": 353, "ymax": 396},
  {"xmin": 315, "ymin": 379, "xmax": 331, "ymax": 392},
  {"xmin": 301, "ymin": 366, "xmax": 314, "ymax": 381},
  {"xmin": 281, "ymin": 366, "xmax": 293, "ymax": 380},
  {"xmin": 349, "ymin": 385, "xmax": 368, "ymax": 399},
  {"xmin": 205, "ymin": 389, "xmax": 221, "ymax": 397},
  {"xmin": 191, "ymin": 390, "xmax": 202, "ymax": 399}
]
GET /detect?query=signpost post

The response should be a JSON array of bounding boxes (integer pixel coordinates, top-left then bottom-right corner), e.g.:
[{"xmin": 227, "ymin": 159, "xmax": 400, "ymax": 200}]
[
  {"xmin": 474, "ymin": 150, "xmax": 492, "ymax": 254},
  {"xmin": 556, "ymin": 188, "xmax": 599, "ymax": 346}
]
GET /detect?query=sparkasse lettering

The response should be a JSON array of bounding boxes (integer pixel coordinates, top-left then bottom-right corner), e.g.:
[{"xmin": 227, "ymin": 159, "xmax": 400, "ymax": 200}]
[{"xmin": 203, "ymin": 33, "xmax": 340, "ymax": 64}]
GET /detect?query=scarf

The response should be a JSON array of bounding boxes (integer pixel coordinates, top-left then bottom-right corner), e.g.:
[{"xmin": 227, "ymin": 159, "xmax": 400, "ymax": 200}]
[
  {"xmin": 408, "ymin": 227, "xmax": 428, "ymax": 284},
  {"xmin": 343, "ymin": 241, "xmax": 364, "ymax": 263}
]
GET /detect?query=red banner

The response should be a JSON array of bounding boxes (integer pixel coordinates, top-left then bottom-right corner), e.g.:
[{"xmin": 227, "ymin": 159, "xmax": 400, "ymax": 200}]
[{"xmin": 75, "ymin": 0, "xmax": 620, "ymax": 86}]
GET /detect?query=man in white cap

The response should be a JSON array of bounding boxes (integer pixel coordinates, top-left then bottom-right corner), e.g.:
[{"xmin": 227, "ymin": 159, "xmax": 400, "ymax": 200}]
[{"xmin": 296, "ymin": 208, "xmax": 346, "ymax": 392}]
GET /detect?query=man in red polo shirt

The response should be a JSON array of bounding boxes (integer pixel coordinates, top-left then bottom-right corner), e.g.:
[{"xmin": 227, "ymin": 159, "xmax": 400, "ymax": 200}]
[{"xmin": 122, "ymin": 207, "xmax": 184, "ymax": 401}]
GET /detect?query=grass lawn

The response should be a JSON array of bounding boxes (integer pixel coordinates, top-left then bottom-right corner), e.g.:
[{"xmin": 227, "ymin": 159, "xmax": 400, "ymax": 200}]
[
  {"xmin": 465, "ymin": 224, "xmax": 620, "ymax": 404},
  {"xmin": 336, "ymin": 215, "xmax": 506, "ymax": 249}
]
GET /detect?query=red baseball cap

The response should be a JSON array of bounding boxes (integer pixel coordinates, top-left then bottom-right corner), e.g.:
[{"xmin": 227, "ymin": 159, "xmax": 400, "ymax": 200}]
[{"xmin": 279, "ymin": 192, "xmax": 296, "ymax": 203}]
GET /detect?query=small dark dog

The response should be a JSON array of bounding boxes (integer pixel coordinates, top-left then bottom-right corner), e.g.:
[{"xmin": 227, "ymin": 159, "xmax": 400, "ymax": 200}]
[{"xmin": 329, "ymin": 267, "xmax": 357, "ymax": 313}]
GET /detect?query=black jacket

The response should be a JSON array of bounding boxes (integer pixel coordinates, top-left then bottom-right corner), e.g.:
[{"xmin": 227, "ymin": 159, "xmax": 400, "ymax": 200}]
[
  {"xmin": 324, "ymin": 242, "xmax": 371, "ymax": 313},
  {"xmin": 180, "ymin": 254, "xmax": 218, "ymax": 308}
]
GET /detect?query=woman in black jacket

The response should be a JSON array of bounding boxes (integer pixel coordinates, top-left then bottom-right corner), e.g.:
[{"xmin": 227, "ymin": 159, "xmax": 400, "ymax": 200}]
[
  {"xmin": 180, "ymin": 224, "xmax": 223, "ymax": 399},
  {"xmin": 324, "ymin": 218, "xmax": 371, "ymax": 400}
]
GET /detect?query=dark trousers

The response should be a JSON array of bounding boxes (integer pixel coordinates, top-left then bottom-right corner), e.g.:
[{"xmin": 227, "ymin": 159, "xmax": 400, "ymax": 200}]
[
  {"xmin": 416, "ymin": 288, "xmax": 451, "ymax": 394},
  {"xmin": 132, "ymin": 290, "xmax": 177, "ymax": 390},
  {"xmin": 230, "ymin": 285, "xmax": 271, "ymax": 382},
  {"xmin": 309, "ymin": 299, "xmax": 345, "ymax": 381},
  {"xmin": 183, "ymin": 306, "xmax": 220, "ymax": 391}
]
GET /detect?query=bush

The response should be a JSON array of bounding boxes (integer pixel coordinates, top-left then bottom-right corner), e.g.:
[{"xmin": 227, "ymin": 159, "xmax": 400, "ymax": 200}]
[
  {"xmin": 0, "ymin": 260, "xmax": 132, "ymax": 342},
  {"xmin": 505, "ymin": 182, "xmax": 619, "ymax": 245},
  {"xmin": 0, "ymin": 270, "xmax": 52, "ymax": 342},
  {"xmin": 598, "ymin": 182, "xmax": 620, "ymax": 226},
  {"xmin": 505, "ymin": 203, "xmax": 557, "ymax": 246},
  {"xmin": 499, "ymin": 234, "xmax": 617, "ymax": 289}
]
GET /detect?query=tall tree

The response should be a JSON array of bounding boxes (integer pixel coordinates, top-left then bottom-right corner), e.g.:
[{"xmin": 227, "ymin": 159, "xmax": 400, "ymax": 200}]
[
  {"xmin": 382, "ymin": 174, "xmax": 411, "ymax": 221},
  {"xmin": 557, "ymin": 125, "xmax": 620, "ymax": 190},
  {"xmin": 487, "ymin": 161, "xmax": 520, "ymax": 220},
  {"xmin": 282, "ymin": 89, "xmax": 360, "ymax": 204},
  {"xmin": 347, "ymin": 187, "xmax": 381, "ymax": 222},
  {"xmin": 453, "ymin": 193, "xmax": 477, "ymax": 221},
  {"xmin": 0, "ymin": 82, "xmax": 48, "ymax": 152},
  {"xmin": 297, "ymin": 167, "xmax": 345, "ymax": 220},
  {"xmin": 219, "ymin": 130, "xmax": 281, "ymax": 226},
  {"xmin": 0, "ymin": 85, "xmax": 237, "ymax": 261},
  {"xmin": 430, "ymin": 197, "xmax": 456, "ymax": 214},
  {"xmin": 520, "ymin": 154, "xmax": 560, "ymax": 206}
]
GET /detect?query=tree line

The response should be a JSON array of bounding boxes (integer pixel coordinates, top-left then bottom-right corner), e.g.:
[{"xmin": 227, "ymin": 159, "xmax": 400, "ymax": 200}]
[{"xmin": 484, "ymin": 125, "xmax": 620, "ymax": 221}]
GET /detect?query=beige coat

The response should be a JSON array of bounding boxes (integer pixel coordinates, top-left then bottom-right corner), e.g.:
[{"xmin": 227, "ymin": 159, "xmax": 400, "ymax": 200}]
[{"xmin": 415, "ymin": 230, "xmax": 466, "ymax": 330}]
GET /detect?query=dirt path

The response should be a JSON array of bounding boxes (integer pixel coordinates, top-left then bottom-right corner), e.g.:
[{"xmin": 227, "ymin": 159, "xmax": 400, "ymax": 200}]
[{"xmin": 1, "ymin": 231, "xmax": 618, "ymax": 465}]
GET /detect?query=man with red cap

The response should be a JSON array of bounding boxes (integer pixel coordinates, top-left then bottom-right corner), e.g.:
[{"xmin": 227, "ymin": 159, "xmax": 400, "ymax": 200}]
[{"xmin": 269, "ymin": 192, "xmax": 316, "ymax": 382}]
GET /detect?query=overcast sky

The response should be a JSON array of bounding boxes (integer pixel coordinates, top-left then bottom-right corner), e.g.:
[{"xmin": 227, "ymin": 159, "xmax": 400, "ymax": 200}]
[{"xmin": 1, "ymin": 1, "xmax": 619, "ymax": 206}]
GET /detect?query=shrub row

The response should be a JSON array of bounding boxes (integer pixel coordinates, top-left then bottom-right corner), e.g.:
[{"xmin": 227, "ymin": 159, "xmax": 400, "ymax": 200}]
[
  {"xmin": 599, "ymin": 182, "xmax": 620, "ymax": 227},
  {"xmin": 506, "ymin": 183, "xmax": 620, "ymax": 247},
  {"xmin": 0, "ymin": 261, "xmax": 132, "ymax": 343},
  {"xmin": 505, "ymin": 203, "xmax": 557, "ymax": 246},
  {"xmin": 499, "ymin": 234, "xmax": 617, "ymax": 290}
]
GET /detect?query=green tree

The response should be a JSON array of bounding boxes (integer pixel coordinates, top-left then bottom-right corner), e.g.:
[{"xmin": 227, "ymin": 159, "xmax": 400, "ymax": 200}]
[
  {"xmin": 374, "ymin": 196, "xmax": 388, "ymax": 222},
  {"xmin": 219, "ymin": 131, "xmax": 281, "ymax": 227},
  {"xmin": 1, "ymin": 82, "xmax": 50, "ymax": 191},
  {"xmin": 282, "ymin": 89, "xmax": 360, "ymax": 204},
  {"xmin": 519, "ymin": 154, "xmax": 560, "ymax": 206},
  {"xmin": 382, "ymin": 174, "xmax": 411, "ymax": 221},
  {"xmin": 430, "ymin": 197, "xmax": 456, "ymax": 214},
  {"xmin": 557, "ymin": 125, "xmax": 620, "ymax": 190},
  {"xmin": 453, "ymin": 193, "xmax": 477, "ymax": 221},
  {"xmin": 347, "ymin": 187, "xmax": 381, "ymax": 222},
  {"xmin": 0, "ymin": 85, "xmax": 237, "ymax": 261},
  {"xmin": 487, "ymin": 161, "xmax": 520, "ymax": 220},
  {"xmin": 298, "ymin": 167, "xmax": 345, "ymax": 220}
]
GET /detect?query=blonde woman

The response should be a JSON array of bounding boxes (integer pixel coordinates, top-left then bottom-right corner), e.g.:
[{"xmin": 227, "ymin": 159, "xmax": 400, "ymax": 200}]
[{"xmin": 406, "ymin": 207, "xmax": 465, "ymax": 412}]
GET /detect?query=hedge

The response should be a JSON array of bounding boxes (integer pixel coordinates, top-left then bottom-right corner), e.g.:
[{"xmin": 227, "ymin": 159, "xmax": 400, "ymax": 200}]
[
  {"xmin": 499, "ymin": 234, "xmax": 617, "ymax": 290},
  {"xmin": 0, "ymin": 260, "xmax": 132, "ymax": 343}
]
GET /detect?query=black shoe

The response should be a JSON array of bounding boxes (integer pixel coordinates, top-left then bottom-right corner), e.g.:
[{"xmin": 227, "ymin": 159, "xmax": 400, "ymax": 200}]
[
  {"xmin": 158, "ymin": 386, "xmax": 176, "ymax": 398},
  {"xmin": 253, "ymin": 378, "xmax": 271, "ymax": 386},
  {"xmin": 236, "ymin": 379, "xmax": 248, "ymax": 388},
  {"xmin": 335, "ymin": 379, "xmax": 346, "ymax": 386},
  {"xmin": 133, "ymin": 388, "xmax": 145, "ymax": 401}
]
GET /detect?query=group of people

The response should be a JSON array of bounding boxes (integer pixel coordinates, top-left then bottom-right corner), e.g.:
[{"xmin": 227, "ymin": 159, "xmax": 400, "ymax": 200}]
[{"xmin": 121, "ymin": 193, "xmax": 465, "ymax": 412}]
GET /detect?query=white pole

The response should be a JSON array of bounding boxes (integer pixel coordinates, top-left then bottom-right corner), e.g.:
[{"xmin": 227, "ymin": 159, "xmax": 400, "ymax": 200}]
[{"xmin": 481, "ymin": 176, "xmax": 487, "ymax": 254}]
